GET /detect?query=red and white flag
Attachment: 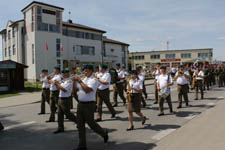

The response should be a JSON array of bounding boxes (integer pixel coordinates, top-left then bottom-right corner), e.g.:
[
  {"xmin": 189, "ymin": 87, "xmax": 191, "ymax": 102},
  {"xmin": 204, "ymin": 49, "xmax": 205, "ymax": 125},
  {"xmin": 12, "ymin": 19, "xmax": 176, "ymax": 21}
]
[
  {"xmin": 60, "ymin": 43, "xmax": 63, "ymax": 52},
  {"xmin": 45, "ymin": 43, "xmax": 48, "ymax": 51}
]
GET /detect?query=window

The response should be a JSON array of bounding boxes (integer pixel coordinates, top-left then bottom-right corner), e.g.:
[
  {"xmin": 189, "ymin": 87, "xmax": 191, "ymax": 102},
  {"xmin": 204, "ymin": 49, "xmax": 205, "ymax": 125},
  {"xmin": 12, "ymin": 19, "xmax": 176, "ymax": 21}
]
[
  {"xmin": 13, "ymin": 45, "xmax": 16, "ymax": 55},
  {"xmin": 31, "ymin": 22, "xmax": 34, "ymax": 32},
  {"xmin": 37, "ymin": 16, "xmax": 42, "ymax": 22},
  {"xmin": 5, "ymin": 48, "xmax": 7, "ymax": 57},
  {"xmin": 76, "ymin": 45, "xmax": 95, "ymax": 55},
  {"xmin": 165, "ymin": 53, "xmax": 176, "ymax": 59},
  {"xmin": 73, "ymin": 45, "xmax": 75, "ymax": 52},
  {"xmin": 12, "ymin": 27, "xmax": 16, "ymax": 38},
  {"xmin": 8, "ymin": 30, "xmax": 11, "ymax": 40},
  {"xmin": 122, "ymin": 57, "xmax": 125, "ymax": 64},
  {"xmin": 56, "ymin": 39, "xmax": 60, "ymax": 57},
  {"xmin": 37, "ymin": 6, "xmax": 42, "ymax": 15},
  {"xmin": 122, "ymin": 46, "xmax": 125, "ymax": 52},
  {"xmin": 8, "ymin": 47, "xmax": 11, "ymax": 56},
  {"xmin": 181, "ymin": 53, "xmax": 191, "ymax": 58},
  {"xmin": 43, "ymin": 9, "xmax": 56, "ymax": 15},
  {"xmin": 150, "ymin": 54, "xmax": 160, "ymax": 59},
  {"xmin": 32, "ymin": 44, "xmax": 35, "ymax": 64},
  {"xmin": 37, "ymin": 6, "xmax": 42, "ymax": 24},
  {"xmin": 198, "ymin": 53, "xmax": 209, "ymax": 58},
  {"xmin": 134, "ymin": 55, "xmax": 144, "ymax": 60},
  {"xmin": 57, "ymin": 59, "xmax": 61, "ymax": 69},
  {"xmin": 111, "ymin": 49, "xmax": 114, "ymax": 52}
]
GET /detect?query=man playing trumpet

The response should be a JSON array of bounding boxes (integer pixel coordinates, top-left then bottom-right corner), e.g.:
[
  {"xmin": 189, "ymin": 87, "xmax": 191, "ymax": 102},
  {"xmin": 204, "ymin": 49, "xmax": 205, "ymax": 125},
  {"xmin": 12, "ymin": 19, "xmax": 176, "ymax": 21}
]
[
  {"xmin": 174, "ymin": 65, "xmax": 190, "ymax": 108},
  {"xmin": 193, "ymin": 67, "xmax": 205, "ymax": 100}
]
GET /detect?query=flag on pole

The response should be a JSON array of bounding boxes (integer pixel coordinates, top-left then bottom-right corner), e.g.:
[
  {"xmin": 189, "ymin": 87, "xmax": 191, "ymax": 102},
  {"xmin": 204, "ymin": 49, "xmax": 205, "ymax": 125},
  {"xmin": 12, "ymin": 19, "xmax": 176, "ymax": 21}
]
[
  {"xmin": 45, "ymin": 43, "xmax": 48, "ymax": 51},
  {"xmin": 60, "ymin": 43, "xmax": 63, "ymax": 52}
]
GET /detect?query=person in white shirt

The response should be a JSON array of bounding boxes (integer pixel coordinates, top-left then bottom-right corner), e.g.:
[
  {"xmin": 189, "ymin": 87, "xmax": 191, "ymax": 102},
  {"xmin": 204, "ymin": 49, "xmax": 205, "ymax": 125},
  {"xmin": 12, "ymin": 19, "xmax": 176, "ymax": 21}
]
[
  {"xmin": 53, "ymin": 69, "xmax": 77, "ymax": 134},
  {"xmin": 157, "ymin": 66, "xmax": 174, "ymax": 116},
  {"xmin": 174, "ymin": 65, "xmax": 190, "ymax": 108},
  {"xmin": 122, "ymin": 66, "xmax": 129, "ymax": 92},
  {"xmin": 193, "ymin": 67, "xmax": 204, "ymax": 100},
  {"xmin": 171, "ymin": 65, "xmax": 177, "ymax": 78},
  {"xmin": 137, "ymin": 67, "xmax": 147, "ymax": 108},
  {"xmin": 38, "ymin": 69, "xmax": 50, "ymax": 115},
  {"xmin": 138, "ymin": 66, "xmax": 148, "ymax": 99},
  {"xmin": 126, "ymin": 70, "xmax": 146, "ymax": 131},
  {"xmin": 73, "ymin": 65, "xmax": 108, "ymax": 150},
  {"xmin": 113, "ymin": 63, "xmax": 127, "ymax": 107},
  {"xmin": 152, "ymin": 63, "xmax": 161, "ymax": 104},
  {"xmin": 46, "ymin": 66, "xmax": 61, "ymax": 122},
  {"xmin": 96, "ymin": 65, "xmax": 116, "ymax": 122}
]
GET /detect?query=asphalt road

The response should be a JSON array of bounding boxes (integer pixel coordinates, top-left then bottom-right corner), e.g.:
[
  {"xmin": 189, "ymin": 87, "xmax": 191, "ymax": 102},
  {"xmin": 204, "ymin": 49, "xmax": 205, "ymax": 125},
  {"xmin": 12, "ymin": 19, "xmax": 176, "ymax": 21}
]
[{"xmin": 0, "ymin": 84, "xmax": 224, "ymax": 150}]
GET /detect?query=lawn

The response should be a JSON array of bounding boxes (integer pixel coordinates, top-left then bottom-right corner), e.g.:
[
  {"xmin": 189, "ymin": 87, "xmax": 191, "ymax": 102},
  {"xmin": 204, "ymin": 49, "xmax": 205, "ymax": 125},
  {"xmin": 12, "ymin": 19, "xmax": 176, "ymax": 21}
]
[
  {"xmin": 0, "ymin": 93, "xmax": 21, "ymax": 99},
  {"xmin": 24, "ymin": 82, "xmax": 42, "ymax": 92}
]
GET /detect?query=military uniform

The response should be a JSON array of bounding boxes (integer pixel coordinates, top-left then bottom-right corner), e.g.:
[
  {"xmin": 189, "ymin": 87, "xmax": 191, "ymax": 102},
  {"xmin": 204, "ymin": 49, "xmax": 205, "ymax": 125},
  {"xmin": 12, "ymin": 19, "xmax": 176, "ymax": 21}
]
[
  {"xmin": 54, "ymin": 77, "xmax": 77, "ymax": 133},
  {"xmin": 47, "ymin": 73, "xmax": 61, "ymax": 122},
  {"xmin": 96, "ymin": 71, "xmax": 116, "ymax": 121},
  {"xmin": 113, "ymin": 69, "xmax": 127, "ymax": 106},
  {"xmin": 76, "ymin": 74, "xmax": 108, "ymax": 149},
  {"xmin": 203, "ymin": 68, "xmax": 210, "ymax": 90},
  {"xmin": 39, "ymin": 73, "xmax": 50, "ymax": 114},
  {"xmin": 218, "ymin": 68, "xmax": 224, "ymax": 87},
  {"xmin": 194, "ymin": 70, "xmax": 204, "ymax": 100},
  {"xmin": 157, "ymin": 73, "xmax": 173, "ymax": 115},
  {"xmin": 153, "ymin": 69, "xmax": 160, "ymax": 104},
  {"xmin": 138, "ymin": 73, "xmax": 147, "ymax": 108}
]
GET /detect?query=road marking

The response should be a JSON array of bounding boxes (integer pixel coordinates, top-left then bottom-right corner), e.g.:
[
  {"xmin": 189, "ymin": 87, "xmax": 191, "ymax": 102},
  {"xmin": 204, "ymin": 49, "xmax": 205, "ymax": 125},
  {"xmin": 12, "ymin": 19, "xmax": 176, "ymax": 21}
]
[
  {"xmin": 152, "ymin": 129, "xmax": 176, "ymax": 140},
  {"xmin": 4, "ymin": 121, "xmax": 36, "ymax": 130},
  {"xmin": 206, "ymin": 103, "xmax": 215, "ymax": 106},
  {"xmin": 217, "ymin": 96, "xmax": 224, "ymax": 99}
]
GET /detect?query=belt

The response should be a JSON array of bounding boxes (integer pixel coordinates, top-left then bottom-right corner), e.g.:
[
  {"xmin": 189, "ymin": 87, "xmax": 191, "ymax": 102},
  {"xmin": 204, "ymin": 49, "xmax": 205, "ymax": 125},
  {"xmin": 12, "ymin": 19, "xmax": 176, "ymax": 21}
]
[
  {"xmin": 60, "ymin": 97, "xmax": 70, "ymax": 100},
  {"xmin": 42, "ymin": 88, "xmax": 49, "ymax": 90},
  {"xmin": 51, "ymin": 90, "xmax": 59, "ymax": 92},
  {"xmin": 131, "ymin": 93, "xmax": 140, "ymax": 95},
  {"xmin": 177, "ymin": 84, "xmax": 187, "ymax": 86},
  {"xmin": 79, "ymin": 101, "xmax": 95, "ymax": 104},
  {"xmin": 97, "ymin": 88, "xmax": 109, "ymax": 91}
]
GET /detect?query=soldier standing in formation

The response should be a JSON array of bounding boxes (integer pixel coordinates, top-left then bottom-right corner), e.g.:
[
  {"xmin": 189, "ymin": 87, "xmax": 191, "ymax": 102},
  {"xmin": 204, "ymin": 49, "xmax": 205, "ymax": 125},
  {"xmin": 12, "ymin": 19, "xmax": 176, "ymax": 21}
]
[
  {"xmin": 126, "ymin": 70, "xmax": 146, "ymax": 131},
  {"xmin": 193, "ymin": 67, "xmax": 204, "ymax": 100},
  {"xmin": 73, "ymin": 65, "xmax": 108, "ymax": 150},
  {"xmin": 38, "ymin": 69, "xmax": 50, "ymax": 115},
  {"xmin": 157, "ymin": 66, "xmax": 174, "ymax": 116},
  {"xmin": 96, "ymin": 65, "xmax": 116, "ymax": 122}
]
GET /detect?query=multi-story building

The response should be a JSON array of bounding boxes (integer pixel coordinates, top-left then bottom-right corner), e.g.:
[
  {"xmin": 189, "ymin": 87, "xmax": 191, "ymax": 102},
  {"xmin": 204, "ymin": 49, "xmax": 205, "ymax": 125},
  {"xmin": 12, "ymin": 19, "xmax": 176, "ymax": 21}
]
[
  {"xmin": 0, "ymin": 1, "xmax": 129, "ymax": 81},
  {"xmin": 129, "ymin": 48, "xmax": 213, "ymax": 69}
]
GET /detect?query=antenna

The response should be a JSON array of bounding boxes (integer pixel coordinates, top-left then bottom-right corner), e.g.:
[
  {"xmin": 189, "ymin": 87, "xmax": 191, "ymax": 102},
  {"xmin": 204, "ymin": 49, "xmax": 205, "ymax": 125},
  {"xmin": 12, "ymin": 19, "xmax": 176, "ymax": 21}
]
[{"xmin": 167, "ymin": 41, "xmax": 169, "ymax": 50}]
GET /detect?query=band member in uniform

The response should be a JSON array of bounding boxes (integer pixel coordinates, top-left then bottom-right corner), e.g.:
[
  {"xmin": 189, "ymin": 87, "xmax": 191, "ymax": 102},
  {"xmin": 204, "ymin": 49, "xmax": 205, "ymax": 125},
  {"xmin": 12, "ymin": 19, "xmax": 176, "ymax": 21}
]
[
  {"xmin": 157, "ymin": 66, "xmax": 174, "ymax": 116},
  {"xmin": 96, "ymin": 65, "xmax": 116, "ymax": 122},
  {"xmin": 218, "ymin": 66, "xmax": 224, "ymax": 88},
  {"xmin": 126, "ymin": 70, "xmax": 147, "ymax": 131},
  {"xmin": 122, "ymin": 66, "xmax": 129, "ymax": 92},
  {"xmin": 174, "ymin": 65, "xmax": 190, "ymax": 108},
  {"xmin": 38, "ymin": 69, "xmax": 50, "ymax": 115},
  {"xmin": 73, "ymin": 65, "xmax": 108, "ymax": 150},
  {"xmin": 53, "ymin": 69, "xmax": 77, "ymax": 134},
  {"xmin": 113, "ymin": 64, "xmax": 127, "ymax": 107},
  {"xmin": 193, "ymin": 67, "xmax": 204, "ymax": 100},
  {"xmin": 203, "ymin": 65, "xmax": 210, "ymax": 90},
  {"xmin": 139, "ymin": 66, "xmax": 148, "ymax": 99},
  {"xmin": 0, "ymin": 121, "xmax": 4, "ymax": 131},
  {"xmin": 152, "ymin": 63, "xmax": 161, "ymax": 104},
  {"xmin": 46, "ymin": 67, "xmax": 61, "ymax": 122},
  {"xmin": 137, "ymin": 67, "xmax": 147, "ymax": 108}
]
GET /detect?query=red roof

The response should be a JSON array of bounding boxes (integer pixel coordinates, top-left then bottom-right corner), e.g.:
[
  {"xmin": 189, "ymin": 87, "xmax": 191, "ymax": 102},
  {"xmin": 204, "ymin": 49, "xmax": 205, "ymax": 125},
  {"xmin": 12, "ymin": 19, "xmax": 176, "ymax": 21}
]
[{"xmin": 63, "ymin": 22, "xmax": 106, "ymax": 33}]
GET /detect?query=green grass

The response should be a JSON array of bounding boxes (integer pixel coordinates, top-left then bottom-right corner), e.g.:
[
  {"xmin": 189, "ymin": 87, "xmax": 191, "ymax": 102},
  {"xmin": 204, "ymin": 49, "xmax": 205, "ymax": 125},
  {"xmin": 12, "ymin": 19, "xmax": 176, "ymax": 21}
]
[
  {"xmin": 24, "ymin": 82, "xmax": 42, "ymax": 92},
  {"xmin": 0, "ymin": 93, "xmax": 20, "ymax": 99}
]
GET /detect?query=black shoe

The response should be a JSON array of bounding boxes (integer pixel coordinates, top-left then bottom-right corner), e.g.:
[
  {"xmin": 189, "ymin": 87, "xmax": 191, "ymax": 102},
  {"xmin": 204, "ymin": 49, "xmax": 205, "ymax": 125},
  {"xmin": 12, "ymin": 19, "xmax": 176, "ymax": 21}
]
[
  {"xmin": 104, "ymin": 130, "xmax": 108, "ymax": 143},
  {"xmin": 95, "ymin": 118, "xmax": 102, "ymax": 122},
  {"xmin": 126, "ymin": 126, "xmax": 134, "ymax": 131},
  {"xmin": 194, "ymin": 98, "xmax": 198, "ymax": 100},
  {"xmin": 142, "ymin": 117, "xmax": 147, "ymax": 125},
  {"xmin": 53, "ymin": 129, "xmax": 64, "ymax": 134},
  {"xmin": 38, "ymin": 112, "xmax": 45, "ymax": 115},
  {"xmin": 111, "ymin": 114, "xmax": 116, "ymax": 118},
  {"xmin": 112, "ymin": 104, "xmax": 118, "ymax": 107},
  {"xmin": 158, "ymin": 113, "xmax": 164, "ymax": 116},
  {"xmin": 177, "ymin": 106, "xmax": 182, "ymax": 109},
  {"xmin": 153, "ymin": 101, "xmax": 158, "ymax": 104},
  {"xmin": 46, "ymin": 120, "xmax": 55, "ymax": 123},
  {"xmin": 0, "ymin": 124, "xmax": 4, "ymax": 131},
  {"xmin": 74, "ymin": 148, "xmax": 87, "ymax": 150}
]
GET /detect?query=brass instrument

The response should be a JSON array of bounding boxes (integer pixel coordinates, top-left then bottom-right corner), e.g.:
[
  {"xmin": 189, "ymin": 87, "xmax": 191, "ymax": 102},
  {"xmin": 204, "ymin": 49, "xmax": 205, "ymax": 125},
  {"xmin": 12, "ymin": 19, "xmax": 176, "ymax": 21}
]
[
  {"xmin": 126, "ymin": 77, "xmax": 132, "ymax": 103},
  {"xmin": 192, "ymin": 72, "xmax": 198, "ymax": 89}
]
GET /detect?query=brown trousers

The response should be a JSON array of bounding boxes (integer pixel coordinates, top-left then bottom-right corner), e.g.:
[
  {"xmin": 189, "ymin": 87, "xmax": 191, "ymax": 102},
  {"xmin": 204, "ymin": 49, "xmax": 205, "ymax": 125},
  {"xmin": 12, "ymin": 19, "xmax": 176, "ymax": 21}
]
[
  {"xmin": 77, "ymin": 102, "xmax": 107, "ymax": 149},
  {"xmin": 113, "ymin": 82, "xmax": 126, "ymax": 105},
  {"xmin": 49, "ymin": 90, "xmax": 59, "ymax": 121},
  {"xmin": 154, "ymin": 81, "xmax": 159, "ymax": 103},
  {"xmin": 159, "ymin": 95, "xmax": 173, "ymax": 113},
  {"xmin": 195, "ymin": 80, "xmax": 204, "ymax": 99},
  {"xmin": 40, "ymin": 88, "xmax": 50, "ymax": 113},
  {"xmin": 97, "ymin": 89, "xmax": 115, "ymax": 119},
  {"xmin": 177, "ymin": 84, "xmax": 189, "ymax": 106},
  {"xmin": 58, "ymin": 98, "xmax": 77, "ymax": 130}
]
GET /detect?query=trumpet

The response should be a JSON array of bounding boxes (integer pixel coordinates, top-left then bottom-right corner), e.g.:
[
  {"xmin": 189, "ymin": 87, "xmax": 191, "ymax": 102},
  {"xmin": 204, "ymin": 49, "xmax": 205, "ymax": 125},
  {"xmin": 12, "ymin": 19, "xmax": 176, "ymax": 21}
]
[{"xmin": 61, "ymin": 72, "xmax": 86, "ymax": 83}]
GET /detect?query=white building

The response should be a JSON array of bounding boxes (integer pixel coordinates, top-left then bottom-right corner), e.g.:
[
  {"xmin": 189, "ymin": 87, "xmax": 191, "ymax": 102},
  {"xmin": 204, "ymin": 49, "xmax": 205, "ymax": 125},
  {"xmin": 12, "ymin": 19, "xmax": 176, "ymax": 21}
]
[{"xmin": 0, "ymin": 1, "xmax": 129, "ymax": 81}]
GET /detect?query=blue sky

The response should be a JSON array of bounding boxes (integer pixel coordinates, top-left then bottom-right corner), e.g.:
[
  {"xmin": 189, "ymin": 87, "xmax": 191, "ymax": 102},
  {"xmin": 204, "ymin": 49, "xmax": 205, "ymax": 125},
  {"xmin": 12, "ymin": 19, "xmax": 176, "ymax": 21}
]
[{"xmin": 1, "ymin": 0, "xmax": 225, "ymax": 60}]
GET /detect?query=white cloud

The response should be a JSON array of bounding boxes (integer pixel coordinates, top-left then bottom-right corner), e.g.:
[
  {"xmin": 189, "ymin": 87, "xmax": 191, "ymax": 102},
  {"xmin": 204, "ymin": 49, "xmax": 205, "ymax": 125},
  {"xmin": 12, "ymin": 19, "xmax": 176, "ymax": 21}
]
[{"xmin": 217, "ymin": 36, "xmax": 225, "ymax": 40}]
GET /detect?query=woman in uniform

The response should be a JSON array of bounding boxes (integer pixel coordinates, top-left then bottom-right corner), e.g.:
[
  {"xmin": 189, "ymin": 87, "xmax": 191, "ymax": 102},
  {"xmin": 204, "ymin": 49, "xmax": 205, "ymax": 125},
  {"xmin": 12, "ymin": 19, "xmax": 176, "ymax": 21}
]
[{"xmin": 126, "ymin": 70, "xmax": 147, "ymax": 131}]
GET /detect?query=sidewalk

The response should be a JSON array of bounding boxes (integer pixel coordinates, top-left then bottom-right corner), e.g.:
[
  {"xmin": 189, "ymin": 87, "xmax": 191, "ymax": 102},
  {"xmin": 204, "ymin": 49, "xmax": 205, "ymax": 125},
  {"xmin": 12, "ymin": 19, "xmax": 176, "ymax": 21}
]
[
  {"xmin": 155, "ymin": 96, "xmax": 225, "ymax": 150},
  {"xmin": 0, "ymin": 79, "xmax": 154, "ymax": 108}
]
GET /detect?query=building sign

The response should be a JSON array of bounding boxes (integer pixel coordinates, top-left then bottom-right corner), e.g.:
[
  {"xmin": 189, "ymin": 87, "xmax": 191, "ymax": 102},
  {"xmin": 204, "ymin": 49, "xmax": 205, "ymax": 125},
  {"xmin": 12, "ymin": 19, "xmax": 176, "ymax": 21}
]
[{"xmin": 161, "ymin": 59, "xmax": 181, "ymax": 63}]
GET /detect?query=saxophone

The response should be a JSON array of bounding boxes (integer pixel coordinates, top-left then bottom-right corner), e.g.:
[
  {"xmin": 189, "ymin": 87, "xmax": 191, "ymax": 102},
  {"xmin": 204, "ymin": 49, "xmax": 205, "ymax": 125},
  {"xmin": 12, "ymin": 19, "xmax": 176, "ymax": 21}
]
[{"xmin": 192, "ymin": 72, "xmax": 197, "ymax": 89}]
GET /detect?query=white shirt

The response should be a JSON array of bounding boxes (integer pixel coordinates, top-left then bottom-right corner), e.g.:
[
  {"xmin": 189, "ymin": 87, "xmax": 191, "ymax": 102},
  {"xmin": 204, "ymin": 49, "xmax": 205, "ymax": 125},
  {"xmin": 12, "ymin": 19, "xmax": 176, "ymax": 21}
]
[
  {"xmin": 138, "ymin": 74, "xmax": 145, "ymax": 83},
  {"xmin": 59, "ymin": 79, "xmax": 73, "ymax": 98},
  {"xmin": 95, "ymin": 72, "xmax": 102, "ymax": 79},
  {"xmin": 128, "ymin": 78, "xmax": 143, "ymax": 93},
  {"xmin": 194, "ymin": 71, "xmax": 204, "ymax": 80},
  {"xmin": 157, "ymin": 74, "xmax": 173, "ymax": 90},
  {"xmin": 50, "ymin": 74, "xmax": 62, "ymax": 91},
  {"xmin": 41, "ymin": 76, "xmax": 50, "ymax": 88},
  {"xmin": 78, "ymin": 75, "xmax": 99, "ymax": 102},
  {"xmin": 171, "ymin": 67, "xmax": 177, "ymax": 73},
  {"xmin": 117, "ymin": 69, "xmax": 125, "ymax": 83},
  {"xmin": 154, "ymin": 69, "xmax": 160, "ymax": 81},
  {"xmin": 98, "ymin": 72, "xmax": 111, "ymax": 90},
  {"xmin": 175, "ymin": 71, "xmax": 190, "ymax": 85},
  {"xmin": 140, "ymin": 71, "xmax": 146, "ymax": 77}
]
